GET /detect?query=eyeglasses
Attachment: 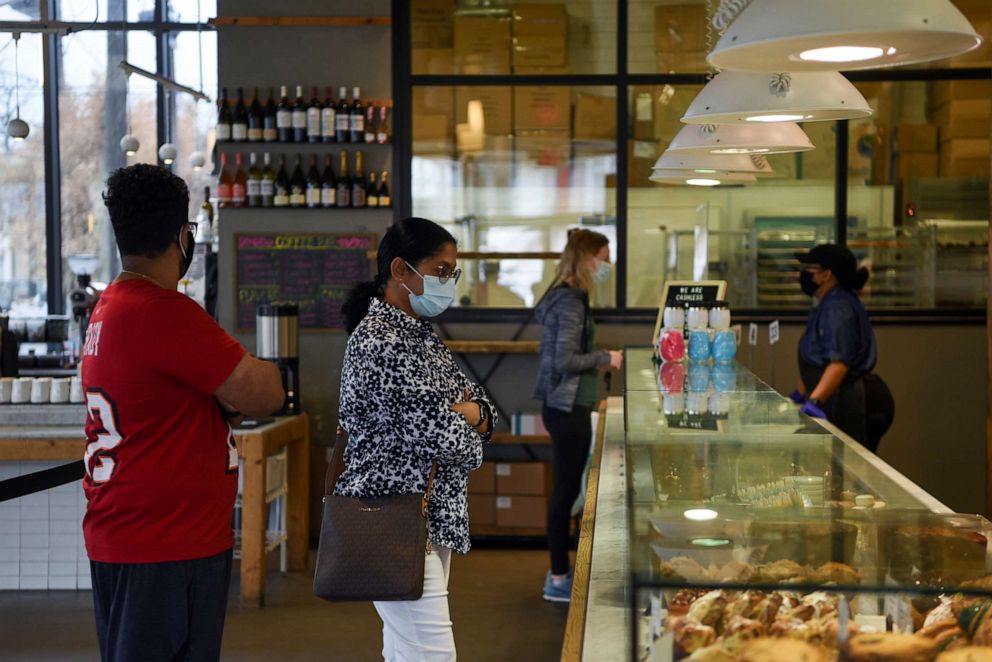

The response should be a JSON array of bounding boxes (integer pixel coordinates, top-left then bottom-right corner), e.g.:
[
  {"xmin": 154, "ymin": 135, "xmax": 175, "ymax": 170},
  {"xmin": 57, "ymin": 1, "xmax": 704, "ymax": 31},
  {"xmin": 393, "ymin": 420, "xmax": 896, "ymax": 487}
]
[
  {"xmin": 186, "ymin": 222, "xmax": 199, "ymax": 239},
  {"xmin": 434, "ymin": 266, "xmax": 462, "ymax": 285}
]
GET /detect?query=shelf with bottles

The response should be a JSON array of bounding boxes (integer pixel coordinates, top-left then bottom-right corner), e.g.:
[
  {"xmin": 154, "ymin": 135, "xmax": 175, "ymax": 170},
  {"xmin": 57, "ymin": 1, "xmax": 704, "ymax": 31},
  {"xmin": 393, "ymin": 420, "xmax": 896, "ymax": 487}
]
[
  {"xmin": 216, "ymin": 86, "xmax": 392, "ymax": 147},
  {"xmin": 216, "ymin": 149, "xmax": 392, "ymax": 211}
]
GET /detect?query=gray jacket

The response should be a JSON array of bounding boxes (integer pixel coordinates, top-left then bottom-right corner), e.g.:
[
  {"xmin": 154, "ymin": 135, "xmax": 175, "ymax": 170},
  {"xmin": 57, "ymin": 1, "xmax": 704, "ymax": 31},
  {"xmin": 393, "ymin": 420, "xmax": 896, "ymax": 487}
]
[{"xmin": 532, "ymin": 285, "xmax": 610, "ymax": 413}]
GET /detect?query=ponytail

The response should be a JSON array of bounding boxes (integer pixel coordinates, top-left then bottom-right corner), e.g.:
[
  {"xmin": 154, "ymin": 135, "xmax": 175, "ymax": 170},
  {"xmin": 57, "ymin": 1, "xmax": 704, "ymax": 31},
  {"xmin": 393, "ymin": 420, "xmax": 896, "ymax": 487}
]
[
  {"xmin": 341, "ymin": 276, "xmax": 385, "ymax": 334},
  {"xmin": 849, "ymin": 266, "xmax": 870, "ymax": 292}
]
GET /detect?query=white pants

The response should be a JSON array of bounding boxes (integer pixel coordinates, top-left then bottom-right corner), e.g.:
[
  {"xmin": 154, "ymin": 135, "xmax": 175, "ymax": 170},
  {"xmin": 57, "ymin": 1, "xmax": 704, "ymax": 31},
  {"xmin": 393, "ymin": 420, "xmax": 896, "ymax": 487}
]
[{"xmin": 373, "ymin": 546, "xmax": 455, "ymax": 662}]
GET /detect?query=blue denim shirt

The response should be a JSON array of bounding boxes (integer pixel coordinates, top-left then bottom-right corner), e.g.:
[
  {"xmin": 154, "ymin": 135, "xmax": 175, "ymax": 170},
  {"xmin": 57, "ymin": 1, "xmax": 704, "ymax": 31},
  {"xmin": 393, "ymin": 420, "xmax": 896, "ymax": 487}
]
[{"xmin": 799, "ymin": 287, "xmax": 877, "ymax": 376}]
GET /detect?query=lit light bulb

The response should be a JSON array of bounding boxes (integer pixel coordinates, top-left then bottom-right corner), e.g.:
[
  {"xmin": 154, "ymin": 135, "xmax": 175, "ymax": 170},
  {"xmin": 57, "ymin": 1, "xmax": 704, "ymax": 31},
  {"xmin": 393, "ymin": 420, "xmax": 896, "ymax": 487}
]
[
  {"xmin": 712, "ymin": 147, "xmax": 770, "ymax": 154},
  {"xmin": 686, "ymin": 178, "xmax": 722, "ymax": 186},
  {"xmin": 799, "ymin": 46, "xmax": 885, "ymax": 63},
  {"xmin": 745, "ymin": 114, "xmax": 810, "ymax": 123},
  {"xmin": 683, "ymin": 508, "xmax": 719, "ymax": 521}
]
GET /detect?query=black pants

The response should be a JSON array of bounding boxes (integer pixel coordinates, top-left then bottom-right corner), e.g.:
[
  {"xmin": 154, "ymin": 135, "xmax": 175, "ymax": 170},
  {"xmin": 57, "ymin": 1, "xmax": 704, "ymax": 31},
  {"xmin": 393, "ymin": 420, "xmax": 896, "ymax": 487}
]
[
  {"xmin": 543, "ymin": 403, "xmax": 593, "ymax": 576},
  {"xmin": 90, "ymin": 549, "xmax": 233, "ymax": 662}
]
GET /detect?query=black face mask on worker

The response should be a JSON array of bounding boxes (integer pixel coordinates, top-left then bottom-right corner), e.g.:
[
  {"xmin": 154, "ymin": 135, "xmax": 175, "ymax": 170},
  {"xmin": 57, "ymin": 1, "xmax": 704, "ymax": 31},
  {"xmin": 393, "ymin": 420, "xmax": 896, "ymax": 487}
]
[
  {"xmin": 799, "ymin": 269, "xmax": 819, "ymax": 297},
  {"xmin": 178, "ymin": 227, "xmax": 196, "ymax": 279}
]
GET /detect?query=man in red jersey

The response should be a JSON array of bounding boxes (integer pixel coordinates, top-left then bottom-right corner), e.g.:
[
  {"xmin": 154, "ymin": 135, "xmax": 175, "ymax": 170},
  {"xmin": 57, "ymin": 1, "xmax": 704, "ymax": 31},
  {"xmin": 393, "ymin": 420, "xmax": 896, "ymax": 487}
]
[{"xmin": 83, "ymin": 164, "xmax": 285, "ymax": 662}]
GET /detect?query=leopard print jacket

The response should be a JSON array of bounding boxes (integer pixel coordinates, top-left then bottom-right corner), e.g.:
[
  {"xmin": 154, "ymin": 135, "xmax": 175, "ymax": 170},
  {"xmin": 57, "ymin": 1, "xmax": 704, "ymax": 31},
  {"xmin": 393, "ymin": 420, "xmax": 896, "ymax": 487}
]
[{"xmin": 334, "ymin": 297, "xmax": 496, "ymax": 554}]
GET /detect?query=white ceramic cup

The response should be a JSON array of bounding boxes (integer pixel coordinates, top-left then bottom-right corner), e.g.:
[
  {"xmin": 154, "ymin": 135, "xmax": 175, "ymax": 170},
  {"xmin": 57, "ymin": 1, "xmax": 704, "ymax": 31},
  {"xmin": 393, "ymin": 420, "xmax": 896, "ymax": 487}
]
[
  {"xmin": 662, "ymin": 393, "xmax": 686, "ymax": 415},
  {"xmin": 69, "ymin": 377, "xmax": 84, "ymax": 404},
  {"xmin": 12, "ymin": 378, "xmax": 32, "ymax": 404},
  {"xmin": 50, "ymin": 378, "xmax": 70, "ymax": 404},
  {"xmin": 709, "ymin": 307, "xmax": 731, "ymax": 330},
  {"xmin": 31, "ymin": 377, "xmax": 52, "ymax": 404},
  {"xmin": 0, "ymin": 377, "xmax": 13, "ymax": 404},
  {"xmin": 663, "ymin": 306, "xmax": 685, "ymax": 330},
  {"xmin": 708, "ymin": 393, "xmax": 731, "ymax": 415},
  {"xmin": 687, "ymin": 391, "xmax": 709, "ymax": 415},
  {"xmin": 686, "ymin": 306, "xmax": 709, "ymax": 329}
]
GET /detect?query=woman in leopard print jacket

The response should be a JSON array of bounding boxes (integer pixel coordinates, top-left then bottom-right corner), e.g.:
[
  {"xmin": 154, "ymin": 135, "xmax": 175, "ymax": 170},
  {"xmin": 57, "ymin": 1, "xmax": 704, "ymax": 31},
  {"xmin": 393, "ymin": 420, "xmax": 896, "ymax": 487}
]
[{"xmin": 336, "ymin": 217, "xmax": 495, "ymax": 661}]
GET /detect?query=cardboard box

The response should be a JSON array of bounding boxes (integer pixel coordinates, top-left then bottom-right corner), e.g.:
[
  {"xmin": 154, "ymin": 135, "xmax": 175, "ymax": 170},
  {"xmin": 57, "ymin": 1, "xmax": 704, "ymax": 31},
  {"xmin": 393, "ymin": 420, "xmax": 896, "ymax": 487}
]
[
  {"xmin": 628, "ymin": 139, "xmax": 661, "ymax": 187},
  {"xmin": 496, "ymin": 462, "xmax": 549, "ymax": 496},
  {"xmin": 897, "ymin": 152, "xmax": 939, "ymax": 179},
  {"xmin": 411, "ymin": 0, "xmax": 455, "ymax": 49},
  {"xmin": 939, "ymin": 118, "xmax": 992, "ymax": 139},
  {"xmin": 495, "ymin": 495, "xmax": 547, "ymax": 529},
  {"xmin": 939, "ymin": 154, "xmax": 991, "ymax": 177},
  {"xmin": 656, "ymin": 50, "xmax": 708, "ymax": 74},
  {"xmin": 941, "ymin": 137, "xmax": 991, "ymax": 160},
  {"xmin": 454, "ymin": 15, "xmax": 512, "ymax": 74},
  {"xmin": 516, "ymin": 131, "xmax": 572, "ymax": 167},
  {"xmin": 513, "ymin": 65, "xmax": 573, "ymax": 75},
  {"xmin": 456, "ymin": 86, "xmax": 512, "ymax": 136},
  {"xmin": 652, "ymin": 85, "xmax": 697, "ymax": 143},
  {"xmin": 412, "ymin": 48, "xmax": 454, "ymax": 75},
  {"xmin": 931, "ymin": 99, "xmax": 992, "ymax": 139},
  {"xmin": 632, "ymin": 88, "xmax": 656, "ymax": 140},
  {"xmin": 413, "ymin": 87, "xmax": 454, "ymax": 142},
  {"xmin": 468, "ymin": 462, "xmax": 496, "ymax": 495},
  {"xmin": 896, "ymin": 124, "xmax": 938, "ymax": 153},
  {"xmin": 574, "ymin": 93, "xmax": 616, "ymax": 141},
  {"xmin": 514, "ymin": 86, "xmax": 572, "ymax": 132},
  {"xmin": 929, "ymin": 79, "xmax": 992, "ymax": 108},
  {"xmin": 655, "ymin": 4, "xmax": 707, "ymax": 54},
  {"xmin": 512, "ymin": 3, "xmax": 568, "ymax": 35},
  {"xmin": 469, "ymin": 494, "xmax": 497, "ymax": 527},
  {"xmin": 513, "ymin": 32, "xmax": 568, "ymax": 68},
  {"xmin": 511, "ymin": 412, "xmax": 550, "ymax": 436},
  {"xmin": 798, "ymin": 121, "xmax": 837, "ymax": 180}
]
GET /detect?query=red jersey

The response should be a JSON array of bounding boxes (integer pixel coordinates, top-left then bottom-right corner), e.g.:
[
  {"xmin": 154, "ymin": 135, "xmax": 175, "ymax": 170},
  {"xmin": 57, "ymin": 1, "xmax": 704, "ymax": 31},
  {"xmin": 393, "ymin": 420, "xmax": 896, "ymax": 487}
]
[{"xmin": 81, "ymin": 279, "xmax": 246, "ymax": 563}]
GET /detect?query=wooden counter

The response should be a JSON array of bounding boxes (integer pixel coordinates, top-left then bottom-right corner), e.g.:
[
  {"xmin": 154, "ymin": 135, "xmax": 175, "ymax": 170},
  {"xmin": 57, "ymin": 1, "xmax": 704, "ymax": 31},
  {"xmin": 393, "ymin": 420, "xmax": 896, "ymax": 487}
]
[{"xmin": 0, "ymin": 415, "xmax": 310, "ymax": 608}]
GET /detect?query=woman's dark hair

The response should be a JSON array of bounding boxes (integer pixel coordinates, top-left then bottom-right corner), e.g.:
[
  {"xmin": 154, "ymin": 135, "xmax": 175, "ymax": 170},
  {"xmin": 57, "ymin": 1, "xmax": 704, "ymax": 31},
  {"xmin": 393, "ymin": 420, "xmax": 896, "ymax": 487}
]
[
  {"xmin": 341, "ymin": 217, "xmax": 456, "ymax": 333},
  {"xmin": 103, "ymin": 164, "xmax": 190, "ymax": 258}
]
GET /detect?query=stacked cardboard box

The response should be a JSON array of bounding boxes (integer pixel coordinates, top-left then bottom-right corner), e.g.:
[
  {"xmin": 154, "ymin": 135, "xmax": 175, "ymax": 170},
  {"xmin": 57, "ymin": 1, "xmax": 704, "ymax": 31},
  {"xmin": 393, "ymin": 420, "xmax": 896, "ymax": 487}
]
[
  {"xmin": 654, "ymin": 3, "xmax": 708, "ymax": 73},
  {"xmin": 456, "ymin": 87, "xmax": 513, "ymax": 136},
  {"xmin": 512, "ymin": 4, "xmax": 568, "ymax": 72},
  {"xmin": 468, "ymin": 462, "xmax": 497, "ymax": 527},
  {"xmin": 411, "ymin": 0, "xmax": 455, "ymax": 74},
  {"xmin": 413, "ymin": 87, "xmax": 455, "ymax": 150},
  {"xmin": 454, "ymin": 15, "xmax": 512, "ymax": 74},
  {"xmin": 896, "ymin": 124, "xmax": 939, "ymax": 179},
  {"xmin": 495, "ymin": 462, "xmax": 550, "ymax": 529},
  {"xmin": 574, "ymin": 93, "xmax": 617, "ymax": 141},
  {"xmin": 929, "ymin": 80, "xmax": 991, "ymax": 177}
]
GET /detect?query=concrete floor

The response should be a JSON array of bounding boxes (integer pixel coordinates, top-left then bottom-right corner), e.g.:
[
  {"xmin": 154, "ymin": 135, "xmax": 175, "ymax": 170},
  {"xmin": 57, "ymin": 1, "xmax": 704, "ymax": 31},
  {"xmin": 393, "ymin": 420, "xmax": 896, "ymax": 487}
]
[{"xmin": 0, "ymin": 548, "xmax": 569, "ymax": 662}]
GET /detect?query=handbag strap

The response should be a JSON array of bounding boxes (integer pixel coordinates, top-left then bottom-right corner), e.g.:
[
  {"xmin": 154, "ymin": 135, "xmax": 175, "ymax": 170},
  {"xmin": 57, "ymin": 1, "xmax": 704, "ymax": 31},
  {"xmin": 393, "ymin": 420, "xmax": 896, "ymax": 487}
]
[
  {"xmin": 421, "ymin": 461, "xmax": 437, "ymax": 518},
  {"xmin": 324, "ymin": 426, "xmax": 349, "ymax": 497}
]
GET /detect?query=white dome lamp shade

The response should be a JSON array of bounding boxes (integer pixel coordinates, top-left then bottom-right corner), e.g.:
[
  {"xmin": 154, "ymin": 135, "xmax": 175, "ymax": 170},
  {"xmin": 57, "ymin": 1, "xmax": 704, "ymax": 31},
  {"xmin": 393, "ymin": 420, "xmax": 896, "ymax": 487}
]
[
  {"xmin": 188, "ymin": 151, "xmax": 206, "ymax": 170},
  {"xmin": 653, "ymin": 152, "xmax": 775, "ymax": 175},
  {"xmin": 158, "ymin": 143, "xmax": 178, "ymax": 165},
  {"xmin": 120, "ymin": 134, "xmax": 140, "ymax": 156},
  {"xmin": 682, "ymin": 71, "xmax": 873, "ymax": 124},
  {"xmin": 7, "ymin": 118, "xmax": 29, "ymax": 141},
  {"xmin": 650, "ymin": 170, "xmax": 759, "ymax": 186},
  {"xmin": 666, "ymin": 122, "xmax": 814, "ymax": 156},
  {"xmin": 707, "ymin": 0, "xmax": 983, "ymax": 72}
]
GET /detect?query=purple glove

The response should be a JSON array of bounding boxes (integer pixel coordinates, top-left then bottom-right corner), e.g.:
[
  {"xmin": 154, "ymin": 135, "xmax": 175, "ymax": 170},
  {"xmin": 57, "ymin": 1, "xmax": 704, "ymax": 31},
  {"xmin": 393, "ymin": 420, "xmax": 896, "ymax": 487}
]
[
  {"xmin": 789, "ymin": 389, "xmax": 806, "ymax": 404},
  {"xmin": 801, "ymin": 400, "xmax": 827, "ymax": 420}
]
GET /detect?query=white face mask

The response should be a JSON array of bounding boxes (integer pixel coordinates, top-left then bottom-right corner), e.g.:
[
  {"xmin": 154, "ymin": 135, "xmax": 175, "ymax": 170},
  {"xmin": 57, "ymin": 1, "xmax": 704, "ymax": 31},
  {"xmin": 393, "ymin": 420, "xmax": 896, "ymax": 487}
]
[
  {"xmin": 401, "ymin": 261, "xmax": 457, "ymax": 318},
  {"xmin": 592, "ymin": 260, "xmax": 613, "ymax": 284}
]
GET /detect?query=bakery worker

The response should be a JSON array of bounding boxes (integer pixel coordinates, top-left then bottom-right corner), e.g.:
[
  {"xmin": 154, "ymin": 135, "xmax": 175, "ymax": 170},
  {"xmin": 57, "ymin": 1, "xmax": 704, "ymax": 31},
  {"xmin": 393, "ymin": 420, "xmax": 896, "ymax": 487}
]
[{"xmin": 791, "ymin": 243, "xmax": 894, "ymax": 452}]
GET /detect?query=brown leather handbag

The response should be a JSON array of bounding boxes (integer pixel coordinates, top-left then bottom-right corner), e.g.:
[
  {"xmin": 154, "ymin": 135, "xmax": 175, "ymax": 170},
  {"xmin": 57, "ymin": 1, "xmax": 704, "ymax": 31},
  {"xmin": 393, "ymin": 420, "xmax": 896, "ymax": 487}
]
[{"xmin": 313, "ymin": 426, "xmax": 436, "ymax": 602}]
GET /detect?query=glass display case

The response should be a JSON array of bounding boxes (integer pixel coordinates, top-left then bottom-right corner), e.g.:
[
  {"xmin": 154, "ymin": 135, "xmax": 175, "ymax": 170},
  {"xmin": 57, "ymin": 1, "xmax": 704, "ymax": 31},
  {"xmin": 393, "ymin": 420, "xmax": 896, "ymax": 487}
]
[{"xmin": 595, "ymin": 348, "xmax": 992, "ymax": 661}]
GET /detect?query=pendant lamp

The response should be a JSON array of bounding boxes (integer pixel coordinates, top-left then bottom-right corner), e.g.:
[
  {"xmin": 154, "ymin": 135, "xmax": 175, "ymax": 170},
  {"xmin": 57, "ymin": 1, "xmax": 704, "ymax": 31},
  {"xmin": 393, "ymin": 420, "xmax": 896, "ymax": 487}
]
[
  {"xmin": 158, "ymin": 143, "xmax": 177, "ymax": 165},
  {"xmin": 653, "ymin": 152, "xmax": 775, "ymax": 174},
  {"xmin": 708, "ymin": 0, "xmax": 982, "ymax": 72},
  {"xmin": 6, "ymin": 33, "xmax": 29, "ymax": 141},
  {"xmin": 666, "ymin": 122, "xmax": 814, "ymax": 155},
  {"xmin": 682, "ymin": 71, "xmax": 872, "ymax": 124}
]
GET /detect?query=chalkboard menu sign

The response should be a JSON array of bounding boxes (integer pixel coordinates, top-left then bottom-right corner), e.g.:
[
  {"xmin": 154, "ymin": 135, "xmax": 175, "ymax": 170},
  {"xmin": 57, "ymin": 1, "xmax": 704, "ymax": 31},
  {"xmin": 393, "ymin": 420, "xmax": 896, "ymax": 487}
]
[{"xmin": 235, "ymin": 233, "xmax": 376, "ymax": 331}]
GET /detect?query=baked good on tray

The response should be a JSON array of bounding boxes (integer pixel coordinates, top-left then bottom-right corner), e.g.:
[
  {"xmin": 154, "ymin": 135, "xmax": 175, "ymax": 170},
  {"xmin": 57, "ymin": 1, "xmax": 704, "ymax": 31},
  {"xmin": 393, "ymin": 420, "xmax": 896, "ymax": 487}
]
[
  {"xmin": 846, "ymin": 632, "xmax": 938, "ymax": 662},
  {"xmin": 937, "ymin": 647, "xmax": 992, "ymax": 662},
  {"xmin": 738, "ymin": 637, "xmax": 831, "ymax": 662}
]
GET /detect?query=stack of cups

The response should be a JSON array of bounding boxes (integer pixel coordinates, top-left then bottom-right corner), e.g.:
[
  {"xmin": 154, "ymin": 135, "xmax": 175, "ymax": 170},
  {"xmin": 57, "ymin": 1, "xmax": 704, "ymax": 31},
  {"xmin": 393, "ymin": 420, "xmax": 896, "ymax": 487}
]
[
  {"xmin": 687, "ymin": 305, "xmax": 711, "ymax": 363},
  {"xmin": 709, "ymin": 301, "xmax": 736, "ymax": 363},
  {"xmin": 658, "ymin": 305, "xmax": 686, "ymax": 362}
]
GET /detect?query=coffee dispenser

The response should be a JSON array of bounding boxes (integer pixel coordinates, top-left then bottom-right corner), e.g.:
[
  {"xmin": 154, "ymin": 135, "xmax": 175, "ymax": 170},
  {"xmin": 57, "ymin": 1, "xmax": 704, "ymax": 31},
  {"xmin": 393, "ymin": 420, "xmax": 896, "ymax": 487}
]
[{"xmin": 256, "ymin": 303, "xmax": 300, "ymax": 416}]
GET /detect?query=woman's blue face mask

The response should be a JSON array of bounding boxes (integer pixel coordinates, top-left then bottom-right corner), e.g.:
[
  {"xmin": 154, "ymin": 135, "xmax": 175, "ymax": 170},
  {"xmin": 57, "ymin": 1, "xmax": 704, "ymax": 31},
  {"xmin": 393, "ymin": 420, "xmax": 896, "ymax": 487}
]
[{"xmin": 402, "ymin": 261, "xmax": 457, "ymax": 318}]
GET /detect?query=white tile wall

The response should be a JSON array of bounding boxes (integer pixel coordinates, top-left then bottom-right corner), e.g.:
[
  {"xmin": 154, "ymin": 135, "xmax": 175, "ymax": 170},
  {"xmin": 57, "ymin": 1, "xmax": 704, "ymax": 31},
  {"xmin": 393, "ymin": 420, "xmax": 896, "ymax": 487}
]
[{"xmin": 0, "ymin": 460, "xmax": 89, "ymax": 591}]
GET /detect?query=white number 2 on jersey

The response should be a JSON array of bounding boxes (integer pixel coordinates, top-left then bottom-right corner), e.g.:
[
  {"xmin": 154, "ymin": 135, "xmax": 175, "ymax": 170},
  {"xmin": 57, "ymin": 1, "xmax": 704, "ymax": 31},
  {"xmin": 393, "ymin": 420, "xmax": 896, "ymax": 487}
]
[{"xmin": 84, "ymin": 390, "xmax": 123, "ymax": 483}]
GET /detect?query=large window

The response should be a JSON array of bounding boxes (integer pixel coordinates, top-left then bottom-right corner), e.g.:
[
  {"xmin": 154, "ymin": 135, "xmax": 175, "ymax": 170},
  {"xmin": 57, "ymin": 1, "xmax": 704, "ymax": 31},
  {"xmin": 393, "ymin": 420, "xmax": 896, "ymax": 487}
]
[
  {"xmin": 406, "ymin": 0, "xmax": 991, "ymax": 314},
  {"xmin": 0, "ymin": 1, "xmax": 216, "ymax": 315}
]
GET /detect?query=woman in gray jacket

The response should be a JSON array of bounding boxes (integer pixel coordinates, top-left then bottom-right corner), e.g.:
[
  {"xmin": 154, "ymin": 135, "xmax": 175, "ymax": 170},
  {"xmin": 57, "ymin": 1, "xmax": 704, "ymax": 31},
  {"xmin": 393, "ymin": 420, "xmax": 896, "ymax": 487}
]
[{"xmin": 532, "ymin": 229, "xmax": 623, "ymax": 602}]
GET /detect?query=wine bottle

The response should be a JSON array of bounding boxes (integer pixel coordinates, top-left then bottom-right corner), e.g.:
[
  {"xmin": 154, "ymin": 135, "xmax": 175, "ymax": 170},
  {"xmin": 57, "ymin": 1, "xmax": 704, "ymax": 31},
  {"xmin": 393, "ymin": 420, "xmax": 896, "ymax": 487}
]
[
  {"xmin": 307, "ymin": 86, "xmax": 321, "ymax": 144},
  {"xmin": 276, "ymin": 86, "xmax": 292, "ymax": 143},
  {"xmin": 349, "ymin": 87, "xmax": 364, "ymax": 144},
  {"xmin": 320, "ymin": 154, "xmax": 336, "ymax": 208},
  {"xmin": 290, "ymin": 155, "xmax": 307, "ymax": 208},
  {"xmin": 306, "ymin": 155, "xmax": 321, "ymax": 208},
  {"xmin": 364, "ymin": 101, "xmax": 377, "ymax": 144},
  {"xmin": 335, "ymin": 86, "xmax": 350, "ymax": 143},
  {"xmin": 377, "ymin": 102, "xmax": 391, "ymax": 144},
  {"xmin": 292, "ymin": 86, "xmax": 307, "ymax": 143},
  {"xmin": 232, "ymin": 88, "xmax": 248, "ymax": 142},
  {"xmin": 247, "ymin": 88, "xmax": 263, "ymax": 142},
  {"xmin": 378, "ymin": 171, "xmax": 391, "ymax": 207},
  {"xmin": 246, "ymin": 152, "xmax": 261, "ymax": 208},
  {"xmin": 232, "ymin": 152, "xmax": 247, "ymax": 207},
  {"xmin": 263, "ymin": 87, "xmax": 278, "ymax": 142},
  {"xmin": 336, "ymin": 150, "xmax": 351, "ymax": 208},
  {"xmin": 216, "ymin": 88, "xmax": 232, "ymax": 142},
  {"xmin": 274, "ymin": 156, "xmax": 290, "ymax": 208},
  {"xmin": 260, "ymin": 153, "xmax": 275, "ymax": 208},
  {"xmin": 352, "ymin": 150, "xmax": 366, "ymax": 208},
  {"xmin": 200, "ymin": 187, "xmax": 215, "ymax": 242},
  {"xmin": 321, "ymin": 87, "xmax": 336, "ymax": 144},
  {"xmin": 217, "ymin": 151, "xmax": 233, "ymax": 207},
  {"xmin": 367, "ymin": 171, "xmax": 379, "ymax": 208}
]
